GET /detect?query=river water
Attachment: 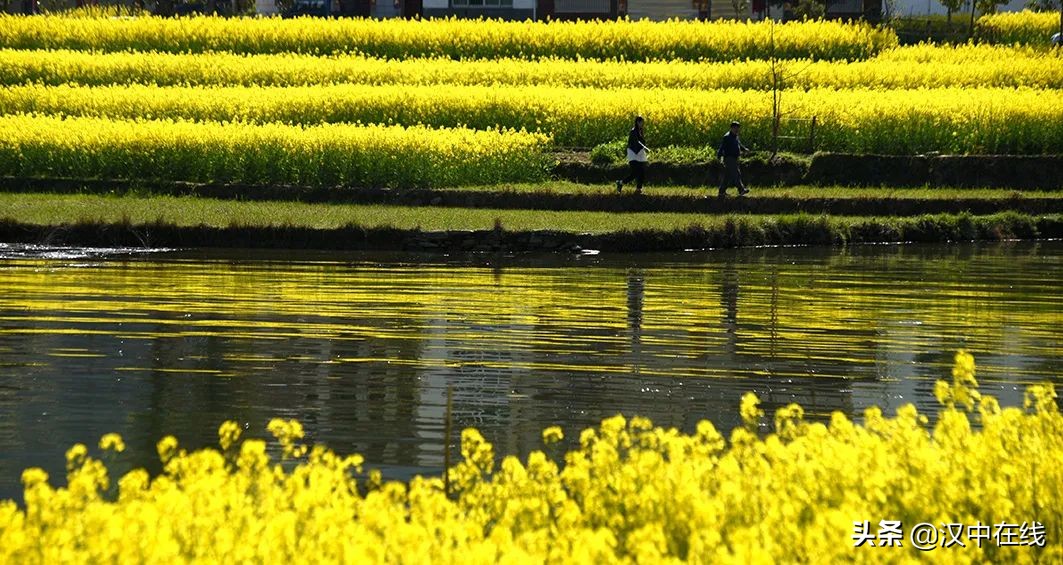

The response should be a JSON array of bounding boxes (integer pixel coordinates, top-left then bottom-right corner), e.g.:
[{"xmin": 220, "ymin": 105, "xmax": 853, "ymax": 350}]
[{"xmin": 0, "ymin": 242, "xmax": 1060, "ymax": 500}]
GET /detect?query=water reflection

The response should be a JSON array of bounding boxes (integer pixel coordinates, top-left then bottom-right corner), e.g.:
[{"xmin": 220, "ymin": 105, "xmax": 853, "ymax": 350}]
[
  {"xmin": 626, "ymin": 268, "xmax": 644, "ymax": 370},
  {"xmin": 720, "ymin": 258, "xmax": 739, "ymax": 358},
  {"xmin": 0, "ymin": 242, "xmax": 1060, "ymax": 501}
]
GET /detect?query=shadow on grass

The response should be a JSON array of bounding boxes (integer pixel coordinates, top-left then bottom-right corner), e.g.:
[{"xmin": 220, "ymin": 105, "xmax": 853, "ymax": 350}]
[{"xmin": 2, "ymin": 212, "xmax": 1057, "ymax": 253}]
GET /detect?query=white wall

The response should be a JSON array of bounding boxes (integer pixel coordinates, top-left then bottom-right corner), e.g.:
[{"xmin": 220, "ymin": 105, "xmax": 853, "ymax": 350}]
[
  {"xmin": 256, "ymin": 0, "xmax": 278, "ymax": 14},
  {"xmin": 554, "ymin": 0, "xmax": 611, "ymax": 12},
  {"xmin": 891, "ymin": 0, "xmax": 1029, "ymax": 17},
  {"xmin": 423, "ymin": 0, "xmax": 535, "ymax": 8},
  {"xmin": 629, "ymin": 0, "xmax": 702, "ymax": 20}
]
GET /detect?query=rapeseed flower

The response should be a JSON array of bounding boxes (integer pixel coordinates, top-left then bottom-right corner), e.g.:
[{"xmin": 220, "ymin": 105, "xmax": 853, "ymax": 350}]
[{"xmin": 0, "ymin": 353, "xmax": 1058, "ymax": 563}]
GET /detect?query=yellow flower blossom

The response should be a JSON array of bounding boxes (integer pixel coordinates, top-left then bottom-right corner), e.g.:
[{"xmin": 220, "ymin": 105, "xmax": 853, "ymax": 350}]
[
  {"xmin": 156, "ymin": 436, "xmax": 179, "ymax": 463},
  {"xmin": 98, "ymin": 433, "xmax": 125, "ymax": 453},
  {"xmin": 541, "ymin": 426, "xmax": 564, "ymax": 445},
  {"xmin": 217, "ymin": 421, "xmax": 241, "ymax": 451},
  {"xmin": 64, "ymin": 443, "xmax": 88, "ymax": 473},
  {"xmin": 739, "ymin": 392, "xmax": 763, "ymax": 431}
]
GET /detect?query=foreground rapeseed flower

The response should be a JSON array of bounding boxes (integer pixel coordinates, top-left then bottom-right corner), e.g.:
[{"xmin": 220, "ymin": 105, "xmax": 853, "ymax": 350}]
[{"xmin": 0, "ymin": 351, "xmax": 1059, "ymax": 563}]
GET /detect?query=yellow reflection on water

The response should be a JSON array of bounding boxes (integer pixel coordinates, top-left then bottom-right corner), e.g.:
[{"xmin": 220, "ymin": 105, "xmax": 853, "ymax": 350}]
[{"xmin": 0, "ymin": 245, "xmax": 1059, "ymax": 387}]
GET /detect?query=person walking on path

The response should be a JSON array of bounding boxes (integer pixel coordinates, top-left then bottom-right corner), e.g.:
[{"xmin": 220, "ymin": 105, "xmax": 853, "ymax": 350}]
[
  {"xmin": 617, "ymin": 116, "xmax": 649, "ymax": 195},
  {"xmin": 716, "ymin": 121, "xmax": 749, "ymax": 198}
]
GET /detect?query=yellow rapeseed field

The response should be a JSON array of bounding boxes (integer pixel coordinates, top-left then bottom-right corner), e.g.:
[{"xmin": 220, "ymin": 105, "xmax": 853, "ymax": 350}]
[
  {"xmin": 0, "ymin": 114, "xmax": 549, "ymax": 187},
  {"xmin": 877, "ymin": 42, "xmax": 1057, "ymax": 62},
  {"xmin": 0, "ymin": 14, "xmax": 897, "ymax": 61},
  {"xmin": 2, "ymin": 46, "xmax": 1061, "ymax": 90},
  {"xmin": 3, "ymin": 83, "xmax": 1061, "ymax": 153},
  {"xmin": 0, "ymin": 352, "xmax": 1058, "ymax": 562},
  {"xmin": 977, "ymin": 10, "xmax": 1062, "ymax": 46},
  {"xmin": 0, "ymin": 14, "xmax": 1059, "ymax": 158}
]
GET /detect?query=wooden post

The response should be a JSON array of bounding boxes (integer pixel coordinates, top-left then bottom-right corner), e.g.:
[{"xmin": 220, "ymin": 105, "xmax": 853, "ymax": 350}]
[{"xmin": 809, "ymin": 115, "xmax": 816, "ymax": 153}]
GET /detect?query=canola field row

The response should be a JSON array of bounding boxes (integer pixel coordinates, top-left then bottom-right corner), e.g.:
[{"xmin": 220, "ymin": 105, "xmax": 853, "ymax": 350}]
[
  {"xmin": 4, "ymin": 83, "xmax": 1060, "ymax": 154},
  {"xmin": 0, "ymin": 115, "xmax": 549, "ymax": 187},
  {"xmin": 0, "ymin": 11, "xmax": 1054, "ymax": 61},
  {"xmin": 977, "ymin": 10, "xmax": 1062, "ymax": 45},
  {"xmin": 0, "ymin": 12, "xmax": 1059, "ymax": 187},
  {"xmin": 2, "ymin": 46, "xmax": 1061, "ymax": 90},
  {"xmin": 0, "ymin": 14, "xmax": 896, "ymax": 61}
]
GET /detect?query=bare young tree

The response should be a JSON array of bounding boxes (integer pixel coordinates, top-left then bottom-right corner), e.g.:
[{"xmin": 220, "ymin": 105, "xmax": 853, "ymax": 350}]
[
  {"xmin": 976, "ymin": 0, "xmax": 1008, "ymax": 14},
  {"xmin": 768, "ymin": 19, "xmax": 817, "ymax": 158},
  {"xmin": 939, "ymin": 0, "xmax": 964, "ymax": 23},
  {"xmin": 969, "ymin": 0, "xmax": 1009, "ymax": 38},
  {"xmin": 792, "ymin": 0, "xmax": 826, "ymax": 18},
  {"xmin": 770, "ymin": 21, "xmax": 782, "ymax": 157}
]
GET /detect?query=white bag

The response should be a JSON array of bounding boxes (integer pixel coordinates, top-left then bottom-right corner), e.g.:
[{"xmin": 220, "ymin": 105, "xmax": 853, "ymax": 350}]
[{"xmin": 627, "ymin": 148, "xmax": 649, "ymax": 163}]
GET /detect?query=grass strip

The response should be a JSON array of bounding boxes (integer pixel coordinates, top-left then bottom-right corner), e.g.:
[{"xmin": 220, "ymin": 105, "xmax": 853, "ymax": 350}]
[
  {"xmin": 1, "ymin": 180, "xmax": 1059, "ymax": 217},
  {"xmin": 448, "ymin": 183, "xmax": 1063, "ymax": 200},
  {"xmin": 0, "ymin": 193, "xmax": 1058, "ymax": 252},
  {"xmin": 0, "ymin": 192, "xmax": 796, "ymax": 233},
  {"xmin": 8, "ymin": 178, "xmax": 1062, "ymax": 200}
]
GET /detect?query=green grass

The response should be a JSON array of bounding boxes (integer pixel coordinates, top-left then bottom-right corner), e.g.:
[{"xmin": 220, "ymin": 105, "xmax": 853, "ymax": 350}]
[
  {"xmin": 0, "ymin": 192, "xmax": 756, "ymax": 233},
  {"xmin": 8, "ymin": 179, "xmax": 1060, "ymax": 201},
  {"xmin": 890, "ymin": 15, "xmax": 972, "ymax": 44},
  {"xmin": 447, "ymin": 182, "xmax": 1063, "ymax": 200},
  {"xmin": 2, "ymin": 193, "xmax": 1058, "ymax": 251},
  {"xmin": 1, "ymin": 193, "xmax": 1058, "ymax": 237}
]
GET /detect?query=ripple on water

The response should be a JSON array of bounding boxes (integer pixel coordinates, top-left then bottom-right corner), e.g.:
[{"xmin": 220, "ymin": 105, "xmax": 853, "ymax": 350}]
[
  {"xmin": 0, "ymin": 242, "xmax": 1060, "ymax": 502},
  {"xmin": 0, "ymin": 243, "xmax": 174, "ymax": 261}
]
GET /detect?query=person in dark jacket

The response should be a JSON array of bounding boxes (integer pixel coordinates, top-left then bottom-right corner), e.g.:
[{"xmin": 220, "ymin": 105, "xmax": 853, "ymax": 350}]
[
  {"xmin": 716, "ymin": 121, "xmax": 749, "ymax": 198},
  {"xmin": 617, "ymin": 116, "xmax": 649, "ymax": 195}
]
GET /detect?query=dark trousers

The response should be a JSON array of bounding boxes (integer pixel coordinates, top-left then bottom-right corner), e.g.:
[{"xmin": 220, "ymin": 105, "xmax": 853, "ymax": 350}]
[
  {"xmin": 622, "ymin": 160, "xmax": 646, "ymax": 189},
  {"xmin": 719, "ymin": 156, "xmax": 744, "ymax": 193}
]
